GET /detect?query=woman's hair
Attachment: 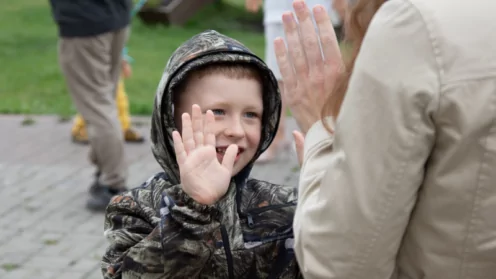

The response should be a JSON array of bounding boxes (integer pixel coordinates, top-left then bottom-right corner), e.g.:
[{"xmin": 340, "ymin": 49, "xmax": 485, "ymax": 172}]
[{"xmin": 321, "ymin": 0, "xmax": 387, "ymax": 132}]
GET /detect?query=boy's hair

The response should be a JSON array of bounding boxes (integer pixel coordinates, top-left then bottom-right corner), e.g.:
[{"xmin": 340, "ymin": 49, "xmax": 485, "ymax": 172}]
[{"xmin": 173, "ymin": 62, "xmax": 263, "ymax": 106}]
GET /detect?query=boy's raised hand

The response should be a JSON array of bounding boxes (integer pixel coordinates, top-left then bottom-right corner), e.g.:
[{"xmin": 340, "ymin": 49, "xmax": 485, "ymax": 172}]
[{"xmin": 172, "ymin": 104, "xmax": 238, "ymax": 205}]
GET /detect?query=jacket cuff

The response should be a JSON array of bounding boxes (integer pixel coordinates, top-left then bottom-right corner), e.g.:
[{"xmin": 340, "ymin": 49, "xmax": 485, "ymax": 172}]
[
  {"xmin": 164, "ymin": 186, "xmax": 219, "ymax": 224},
  {"xmin": 304, "ymin": 117, "xmax": 335, "ymax": 157}
]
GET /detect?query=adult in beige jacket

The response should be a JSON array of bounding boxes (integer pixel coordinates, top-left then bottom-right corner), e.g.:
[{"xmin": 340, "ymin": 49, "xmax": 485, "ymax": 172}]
[{"xmin": 274, "ymin": 0, "xmax": 496, "ymax": 278}]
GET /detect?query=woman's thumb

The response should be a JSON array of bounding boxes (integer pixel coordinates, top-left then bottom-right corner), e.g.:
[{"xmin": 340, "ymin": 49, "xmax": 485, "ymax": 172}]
[{"xmin": 292, "ymin": 131, "xmax": 305, "ymax": 166}]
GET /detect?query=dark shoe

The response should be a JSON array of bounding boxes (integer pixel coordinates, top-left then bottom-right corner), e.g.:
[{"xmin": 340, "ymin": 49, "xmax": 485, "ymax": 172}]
[
  {"xmin": 88, "ymin": 170, "xmax": 102, "ymax": 195},
  {"xmin": 86, "ymin": 183, "xmax": 127, "ymax": 212}
]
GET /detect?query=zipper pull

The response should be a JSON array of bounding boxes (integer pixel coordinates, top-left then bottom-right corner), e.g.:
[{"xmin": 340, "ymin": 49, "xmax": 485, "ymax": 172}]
[{"xmin": 247, "ymin": 214, "xmax": 254, "ymax": 228}]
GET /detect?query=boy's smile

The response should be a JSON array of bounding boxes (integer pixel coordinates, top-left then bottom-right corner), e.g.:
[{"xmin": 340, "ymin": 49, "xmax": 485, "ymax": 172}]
[
  {"xmin": 175, "ymin": 72, "xmax": 263, "ymax": 176},
  {"xmin": 215, "ymin": 146, "xmax": 245, "ymax": 163}
]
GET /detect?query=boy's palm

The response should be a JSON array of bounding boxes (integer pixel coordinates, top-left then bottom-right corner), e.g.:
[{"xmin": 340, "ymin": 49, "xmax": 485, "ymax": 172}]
[{"xmin": 172, "ymin": 105, "xmax": 238, "ymax": 205}]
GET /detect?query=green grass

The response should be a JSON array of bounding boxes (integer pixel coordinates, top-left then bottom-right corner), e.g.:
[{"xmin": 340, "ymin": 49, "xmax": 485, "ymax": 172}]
[
  {"xmin": 0, "ymin": 0, "xmax": 265, "ymax": 116},
  {"xmin": 1, "ymin": 263, "xmax": 20, "ymax": 272}
]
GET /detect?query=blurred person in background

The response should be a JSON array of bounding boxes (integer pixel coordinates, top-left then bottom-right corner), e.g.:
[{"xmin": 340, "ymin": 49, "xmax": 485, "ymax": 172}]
[
  {"xmin": 71, "ymin": 48, "xmax": 145, "ymax": 145},
  {"xmin": 48, "ymin": 0, "xmax": 132, "ymax": 212}
]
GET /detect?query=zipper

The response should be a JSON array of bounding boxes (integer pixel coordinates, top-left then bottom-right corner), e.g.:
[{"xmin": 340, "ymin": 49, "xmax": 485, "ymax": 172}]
[
  {"xmin": 220, "ymin": 225, "xmax": 234, "ymax": 279},
  {"xmin": 245, "ymin": 202, "xmax": 296, "ymax": 229},
  {"xmin": 248, "ymin": 202, "xmax": 296, "ymax": 214},
  {"xmin": 247, "ymin": 214, "xmax": 255, "ymax": 228}
]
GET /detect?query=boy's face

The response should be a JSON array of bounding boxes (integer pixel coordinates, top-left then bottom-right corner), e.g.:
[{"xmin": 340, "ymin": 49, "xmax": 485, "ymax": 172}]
[{"xmin": 175, "ymin": 73, "xmax": 263, "ymax": 176}]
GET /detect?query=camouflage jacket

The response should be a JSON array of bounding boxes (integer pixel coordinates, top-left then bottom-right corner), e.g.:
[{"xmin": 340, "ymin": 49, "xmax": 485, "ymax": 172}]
[
  {"xmin": 102, "ymin": 172, "xmax": 300, "ymax": 278},
  {"xmin": 101, "ymin": 30, "xmax": 302, "ymax": 279}
]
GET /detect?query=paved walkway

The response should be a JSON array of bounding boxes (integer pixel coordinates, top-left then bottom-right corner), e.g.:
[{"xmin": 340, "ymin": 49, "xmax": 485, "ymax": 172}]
[{"xmin": 0, "ymin": 115, "xmax": 300, "ymax": 279}]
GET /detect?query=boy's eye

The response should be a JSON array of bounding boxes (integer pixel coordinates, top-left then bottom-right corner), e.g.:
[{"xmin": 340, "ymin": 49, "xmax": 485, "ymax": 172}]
[
  {"xmin": 211, "ymin": 109, "xmax": 225, "ymax": 116},
  {"xmin": 245, "ymin": 112, "xmax": 260, "ymax": 118}
]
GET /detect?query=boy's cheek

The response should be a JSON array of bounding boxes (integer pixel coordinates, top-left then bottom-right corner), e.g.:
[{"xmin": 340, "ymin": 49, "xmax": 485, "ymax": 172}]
[
  {"xmin": 210, "ymin": 122, "xmax": 224, "ymax": 138},
  {"xmin": 246, "ymin": 127, "xmax": 262, "ymax": 145}
]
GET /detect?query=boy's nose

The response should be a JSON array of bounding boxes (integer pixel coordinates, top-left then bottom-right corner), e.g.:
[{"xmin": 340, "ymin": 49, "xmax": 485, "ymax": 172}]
[{"xmin": 224, "ymin": 120, "xmax": 245, "ymax": 138}]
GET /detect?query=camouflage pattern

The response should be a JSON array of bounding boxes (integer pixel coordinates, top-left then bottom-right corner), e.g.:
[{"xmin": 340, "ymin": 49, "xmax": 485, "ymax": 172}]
[{"xmin": 102, "ymin": 30, "xmax": 301, "ymax": 279}]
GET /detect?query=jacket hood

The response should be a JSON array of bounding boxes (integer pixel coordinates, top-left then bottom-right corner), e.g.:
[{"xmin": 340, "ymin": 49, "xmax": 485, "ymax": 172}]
[{"xmin": 150, "ymin": 30, "xmax": 281, "ymax": 183}]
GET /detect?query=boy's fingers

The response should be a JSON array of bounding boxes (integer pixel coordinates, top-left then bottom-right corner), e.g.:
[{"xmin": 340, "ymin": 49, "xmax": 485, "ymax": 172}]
[
  {"xmin": 293, "ymin": 130, "xmax": 305, "ymax": 166},
  {"xmin": 204, "ymin": 110, "xmax": 216, "ymax": 146},
  {"xmin": 181, "ymin": 113, "xmax": 195, "ymax": 154},
  {"xmin": 222, "ymin": 144, "xmax": 238, "ymax": 172},
  {"xmin": 172, "ymin": 131, "xmax": 187, "ymax": 165},
  {"xmin": 192, "ymin": 104, "xmax": 204, "ymax": 147}
]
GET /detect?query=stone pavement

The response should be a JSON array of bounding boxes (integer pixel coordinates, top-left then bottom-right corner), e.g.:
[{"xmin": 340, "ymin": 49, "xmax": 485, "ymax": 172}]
[{"xmin": 0, "ymin": 115, "xmax": 300, "ymax": 279}]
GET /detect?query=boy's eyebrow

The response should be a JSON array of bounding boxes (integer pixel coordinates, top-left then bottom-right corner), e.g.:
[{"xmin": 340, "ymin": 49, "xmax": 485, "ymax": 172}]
[
  {"xmin": 202, "ymin": 100, "xmax": 228, "ymax": 107},
  {"xmin": 244, "ymin": 104, "xmax": 263, "ymax": 113},
  {"xmin": 202, "ymin": 101, "xmax": 263, "ymax": 112},
  {"xmin": 199, "ymin": 101, "xmax": 228, "ymax": 112}
]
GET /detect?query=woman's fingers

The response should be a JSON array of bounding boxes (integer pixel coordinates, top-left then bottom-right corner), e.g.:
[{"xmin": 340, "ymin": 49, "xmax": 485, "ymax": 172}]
[
  {"xmin": 275, "ymin": 0, "xmax": 344, "ymax": 132},
  {"xmin": 292, "ymin": 130, "xmax": 305, "ymax": 167},
  {"xmin": 204, "ymin": 110, "xmax": 216, "ymax": 146},
  {"xmin": 181, "ymin": 112, "xmax": 195, "ymax": 155},
  {"xmin": 172, "ymin": 131, "xmax": 187, "ymax": 165},
  {"xmin": 293, "ymin": 1, "xmax": 324, "ymax": 75},
  {"xmin": 191, "ymin": 104, "xmax": 204, "ymax": 147},
  {"xmin": 314, "ymin": 4, "xmax": 341, "ymax": 66},
  {"xmin": 282, "ymin": 11, "xmax": 309, "ymax": 79},
  {"xmin": 314, "ymin": 5, "xmax": 343, "ymax": 106},
  {"xmin": 274, "ymin": 37, "xmax": 298, "ymax": 103}
]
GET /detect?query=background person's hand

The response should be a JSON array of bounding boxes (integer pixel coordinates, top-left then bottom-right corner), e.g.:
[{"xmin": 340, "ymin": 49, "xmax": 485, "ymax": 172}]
[
  {"xmin": 122, "ymin": 60, "xmax": 132, "ymax": 79},
  {"xmin": 172, "ymin": 105, "xmax": 238, "ymax": 205},
  {"xmin": 245, "ymin": 0, "xmax": 262, "ymax": 13},
  {"xmin": 274, "ymin": 0, "xmax": 343, "ymax": 133}
]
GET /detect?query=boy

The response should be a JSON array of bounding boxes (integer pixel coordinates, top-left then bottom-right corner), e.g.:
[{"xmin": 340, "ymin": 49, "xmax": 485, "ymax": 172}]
[{"xmin": 102, "ymin": 30, "xmax": 301, "ymax": 279}]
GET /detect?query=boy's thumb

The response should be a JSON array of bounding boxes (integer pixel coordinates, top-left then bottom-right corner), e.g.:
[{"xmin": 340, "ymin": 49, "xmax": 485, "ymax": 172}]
[
  {"xmin": 222, "ymin": 144, "xmax": 238, "ymax": 172},
  {"xmin": 292, "ymin": 131, "xmax": 305, "ymax": 167}
]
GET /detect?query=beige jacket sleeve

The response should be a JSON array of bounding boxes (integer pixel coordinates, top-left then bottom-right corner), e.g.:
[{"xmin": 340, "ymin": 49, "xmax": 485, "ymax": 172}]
[{"xmin": 294, "ymin": 0, "xmax": 441, "ymax": 278}]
